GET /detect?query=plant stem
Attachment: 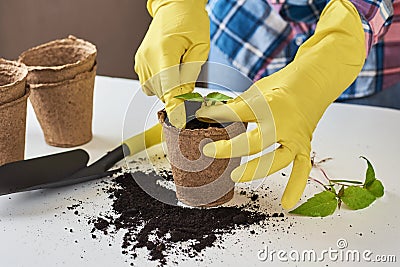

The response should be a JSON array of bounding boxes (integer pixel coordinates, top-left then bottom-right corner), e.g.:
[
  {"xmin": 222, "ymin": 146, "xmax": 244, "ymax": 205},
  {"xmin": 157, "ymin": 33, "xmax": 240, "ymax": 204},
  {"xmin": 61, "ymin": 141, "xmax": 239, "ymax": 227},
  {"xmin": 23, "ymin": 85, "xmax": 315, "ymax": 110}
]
[
  {"xmin": 330, "ymin": 179, "xmax": 363, "ymax": 185},
  {"xmin": 331, "ymin": 182, "xmax": 363, "ymax": 187},
  {"xmin": 308, "ymin": 176, "xmax": 329, "ymax": 191},
  {"xmin": 318, "ymin": 167, "xmax": 331, "ymax": 183},
  {"xmin": 317, "ymin": 157, "xmax": 333, "ymax": 164}
]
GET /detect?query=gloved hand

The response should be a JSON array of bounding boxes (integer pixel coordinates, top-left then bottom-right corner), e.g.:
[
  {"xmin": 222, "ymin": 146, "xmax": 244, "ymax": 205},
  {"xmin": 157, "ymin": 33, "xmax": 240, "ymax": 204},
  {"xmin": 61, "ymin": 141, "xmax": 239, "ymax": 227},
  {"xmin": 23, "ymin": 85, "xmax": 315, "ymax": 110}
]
[
  {"xmin": 134, "ymin": 0, "xmax": 210, "ymax": 128},
  {"xmin": 196, "ymin": 0, "xmax": 366, "ymax": 209},
  {"xmin": 123, "ymin": 123, "xmax": 163, "ymax": 156}
]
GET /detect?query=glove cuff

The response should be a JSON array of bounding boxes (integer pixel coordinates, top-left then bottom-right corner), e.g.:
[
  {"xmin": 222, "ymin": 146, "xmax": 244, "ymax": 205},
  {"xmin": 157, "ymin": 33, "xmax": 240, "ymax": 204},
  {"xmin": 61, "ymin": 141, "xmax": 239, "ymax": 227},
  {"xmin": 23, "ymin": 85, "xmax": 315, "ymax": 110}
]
[
  {"xmin": 291, "ymin": 0, "xmax": 366, "ymax": 103},
  {"xmin": 147, "ymin": 0, "xmax": 207, "ymax": 17}
]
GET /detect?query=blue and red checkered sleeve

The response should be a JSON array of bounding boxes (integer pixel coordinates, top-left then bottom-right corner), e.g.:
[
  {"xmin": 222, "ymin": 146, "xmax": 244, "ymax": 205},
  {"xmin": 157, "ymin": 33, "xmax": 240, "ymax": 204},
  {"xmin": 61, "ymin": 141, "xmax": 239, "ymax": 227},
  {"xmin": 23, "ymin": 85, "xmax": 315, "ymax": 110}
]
[
  {"xmin": 279, "ymin": 0, "xmax": 394, "ymax": 55},
  {"xmin": 347, "ymin": 0, "xmax": 394, "ymax": 55},
  {"xmin": 207, "ymin": 0, "xmax": 293, "ymax": 80},
  {"xmin": 279, "ymin": 0, "xmax": 327, "ymax": 24}
]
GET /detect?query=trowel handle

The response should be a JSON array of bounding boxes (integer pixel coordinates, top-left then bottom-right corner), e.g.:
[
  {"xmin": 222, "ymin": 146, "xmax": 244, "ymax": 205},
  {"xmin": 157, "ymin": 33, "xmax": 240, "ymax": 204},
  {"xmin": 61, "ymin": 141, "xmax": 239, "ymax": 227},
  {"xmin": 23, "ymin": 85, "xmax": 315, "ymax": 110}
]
[
  {"xmin": 122, "ymin": 123, "xmax": 163, "ymax": 156},
  {"xmin": 90, "ymin": 123, "xmax": 164, "ymax": 173},
  {"xmin": 77, "ymin": 123, "xmax": 164, "ymax": 175}
]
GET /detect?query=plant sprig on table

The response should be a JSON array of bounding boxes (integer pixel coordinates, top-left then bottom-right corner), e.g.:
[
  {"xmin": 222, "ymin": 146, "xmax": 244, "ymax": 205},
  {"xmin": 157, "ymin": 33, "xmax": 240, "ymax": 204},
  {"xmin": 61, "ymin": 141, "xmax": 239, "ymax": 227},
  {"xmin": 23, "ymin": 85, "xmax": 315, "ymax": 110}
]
[{"xmin": 290, "ymin": 155, "xmax": 384, "ymax": 217}]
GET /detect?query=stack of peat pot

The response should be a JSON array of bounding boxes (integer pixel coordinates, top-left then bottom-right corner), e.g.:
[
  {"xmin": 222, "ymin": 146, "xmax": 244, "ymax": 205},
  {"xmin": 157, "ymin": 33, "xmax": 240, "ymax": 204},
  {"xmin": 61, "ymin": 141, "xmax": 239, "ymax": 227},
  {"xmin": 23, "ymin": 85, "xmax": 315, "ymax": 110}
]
[
  {"xmin": 19, "ymin": 35, "xmax": 97, "ymax": 147},
  {"xmin": 0, "ymin": 59, "xmax": 30, "ymax": 165}
]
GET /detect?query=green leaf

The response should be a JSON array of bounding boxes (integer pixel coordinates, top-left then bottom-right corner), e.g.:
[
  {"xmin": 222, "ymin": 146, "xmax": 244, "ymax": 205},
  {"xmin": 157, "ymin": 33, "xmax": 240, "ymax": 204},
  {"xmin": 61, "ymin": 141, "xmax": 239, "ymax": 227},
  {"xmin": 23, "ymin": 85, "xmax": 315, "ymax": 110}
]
[
  {"xmin": 341, "ymin": 186, "xmax": 376, "ymax": 210},
  {"xmin": 289, "ymin": 191, "xmax": 338, "ymax": 217},
  {"xmin": 360, "ymin": 156, "xmax": 375, "ymax": 187},
  {"xmin": 359, "ymin": 157, "xmax": 384, "ymax": 198},
  {"xmin": 174, "ymin": 92, "xmax": 204, "ymax": 102},
  {"xmin": 205, "ymin": 92, "xmax": 233, "ymax": 102},
  {"xmin": 366, "ymin": 179, "xmax": 384, "ymax": 198}
]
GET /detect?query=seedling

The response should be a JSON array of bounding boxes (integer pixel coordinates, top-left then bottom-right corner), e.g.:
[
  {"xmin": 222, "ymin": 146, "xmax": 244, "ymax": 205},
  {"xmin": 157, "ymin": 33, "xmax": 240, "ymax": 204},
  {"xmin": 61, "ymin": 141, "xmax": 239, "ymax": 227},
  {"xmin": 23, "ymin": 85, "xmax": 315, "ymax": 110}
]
[
  {"xmin": 174, "ymin": 92, "xmax": 233, "ymax": 124},
  {"xmin": 174, "ymin": 92, "xmax": 233, "ymax": 106},
  {"xmin": 290, "ymin": 155, "xmax": 384, "ymax": 217}
]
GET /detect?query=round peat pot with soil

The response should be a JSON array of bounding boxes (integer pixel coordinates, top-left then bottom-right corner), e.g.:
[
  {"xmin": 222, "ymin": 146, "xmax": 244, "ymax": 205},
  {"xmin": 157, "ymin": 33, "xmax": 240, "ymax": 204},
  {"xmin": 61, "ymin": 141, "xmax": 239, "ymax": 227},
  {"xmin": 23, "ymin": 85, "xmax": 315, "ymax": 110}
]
[
  {"xmin": 18, "ymin": 35, "xmax": 97, "ymax": 84},
  {"xmin": 158, "ymin": 103, "xmax": 247, "ymax": 207}
]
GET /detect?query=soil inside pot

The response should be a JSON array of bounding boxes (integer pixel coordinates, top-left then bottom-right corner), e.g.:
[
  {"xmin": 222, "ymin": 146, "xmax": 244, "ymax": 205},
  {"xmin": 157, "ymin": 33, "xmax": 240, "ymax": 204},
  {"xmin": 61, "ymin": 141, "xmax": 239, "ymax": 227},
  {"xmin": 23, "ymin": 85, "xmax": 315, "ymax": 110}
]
[
  {"xmin": 165, "ymin": 115, "xmax": 232, "ymax": 130},
  {"xmin": 162, "ymin": 101, "xmax": 231, "ymax": 130}
]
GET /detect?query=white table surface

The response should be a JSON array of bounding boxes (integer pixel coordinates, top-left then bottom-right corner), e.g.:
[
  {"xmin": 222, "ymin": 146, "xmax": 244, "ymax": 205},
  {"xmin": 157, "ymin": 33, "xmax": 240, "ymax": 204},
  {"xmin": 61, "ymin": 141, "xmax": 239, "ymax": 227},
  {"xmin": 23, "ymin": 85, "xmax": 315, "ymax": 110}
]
[{"xmin": 1, "ymin": 76, "xmax": 399, "ymax": 266}]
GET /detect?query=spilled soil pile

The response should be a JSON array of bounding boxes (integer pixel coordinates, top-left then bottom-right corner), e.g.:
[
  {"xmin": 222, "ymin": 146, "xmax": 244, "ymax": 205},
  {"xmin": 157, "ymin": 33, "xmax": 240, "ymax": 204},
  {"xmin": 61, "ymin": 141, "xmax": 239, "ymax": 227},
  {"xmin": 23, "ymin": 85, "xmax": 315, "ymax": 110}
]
[{"xmin": 89, "ymin": 171, "xmax": 272, "ymax": 265}]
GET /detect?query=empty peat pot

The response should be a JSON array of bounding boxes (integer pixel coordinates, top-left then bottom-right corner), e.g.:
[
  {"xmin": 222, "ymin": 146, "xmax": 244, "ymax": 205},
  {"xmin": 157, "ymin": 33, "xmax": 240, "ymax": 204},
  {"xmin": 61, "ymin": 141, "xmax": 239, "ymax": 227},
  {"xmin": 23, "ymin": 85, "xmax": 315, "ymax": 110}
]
[
  {"xmin": 28, "ymin": 65, "xmax": 97, "ymax": 148},
  {"xmin": 0, "ymin": 59, "xmax": 30, "ymax": 165},
  {"xmin": 158, "ymin": 107, "xmax": 247, "ymax": 207}
]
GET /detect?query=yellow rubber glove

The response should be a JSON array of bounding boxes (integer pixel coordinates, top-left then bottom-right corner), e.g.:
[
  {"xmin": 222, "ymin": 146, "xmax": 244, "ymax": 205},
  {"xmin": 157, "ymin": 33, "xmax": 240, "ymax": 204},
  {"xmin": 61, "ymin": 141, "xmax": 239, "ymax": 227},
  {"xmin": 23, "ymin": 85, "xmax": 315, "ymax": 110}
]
[
  {"xmin": 196, "ymin": 0, "xmax": 366, "ymax": 209},
  {"xmin": 123, "ymin": 123, "xmax": 163, "ymax": 156},
  {"xmin": 134, "ymin": 0, "xmax": 210, "ymax": 128}
]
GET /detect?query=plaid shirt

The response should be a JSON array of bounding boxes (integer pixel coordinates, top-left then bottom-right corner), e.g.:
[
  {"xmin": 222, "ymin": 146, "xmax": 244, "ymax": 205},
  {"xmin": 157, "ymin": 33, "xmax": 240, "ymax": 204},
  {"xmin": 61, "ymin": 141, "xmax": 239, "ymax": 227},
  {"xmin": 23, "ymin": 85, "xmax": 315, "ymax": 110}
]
[{"xmin": 207, "ymin": 0, "xmax": 399, "ymax": 100}]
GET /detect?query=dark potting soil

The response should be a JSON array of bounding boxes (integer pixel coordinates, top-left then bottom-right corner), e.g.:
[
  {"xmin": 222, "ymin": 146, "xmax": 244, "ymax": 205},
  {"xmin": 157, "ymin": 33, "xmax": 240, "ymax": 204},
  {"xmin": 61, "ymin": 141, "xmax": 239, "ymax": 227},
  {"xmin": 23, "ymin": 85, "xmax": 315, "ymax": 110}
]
[
  {"xmin": 165, "ymin": 115, "xmax": 229, "ymax": 130},
  {"xmin": 161, "ymin": 107, "xmax": 231, "ymax": 130},
  {"xmin": 89, "ymin": 171, "xmax": 270, "ymax": 265},
  {"xmin": 184, "ymin": 118, "xmax": 226, "ymax": 130}
]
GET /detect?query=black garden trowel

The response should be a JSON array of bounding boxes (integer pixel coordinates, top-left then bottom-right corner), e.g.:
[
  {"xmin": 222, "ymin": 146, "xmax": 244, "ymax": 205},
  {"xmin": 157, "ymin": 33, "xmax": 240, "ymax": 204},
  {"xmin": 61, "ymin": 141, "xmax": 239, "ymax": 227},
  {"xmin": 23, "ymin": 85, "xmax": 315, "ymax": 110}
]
[{"xmin": 0, "ymin": 124, "xmax": 163, "ymax": 196}]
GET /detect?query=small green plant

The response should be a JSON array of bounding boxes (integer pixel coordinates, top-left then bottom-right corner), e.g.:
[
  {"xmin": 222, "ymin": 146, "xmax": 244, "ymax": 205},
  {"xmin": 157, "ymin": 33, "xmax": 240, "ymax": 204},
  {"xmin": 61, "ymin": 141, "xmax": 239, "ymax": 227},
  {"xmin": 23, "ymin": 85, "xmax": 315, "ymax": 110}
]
[
  {"xmin": 290, "ymin": 155, "xmax": 384, "ymax": 217},
  {"xmin": 174, "ymin": 92, "xmax": 233, "ymax": 106},
  {"xmin": 174, "ymin": 92, "xmax": 233, "ymax": 125}
]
